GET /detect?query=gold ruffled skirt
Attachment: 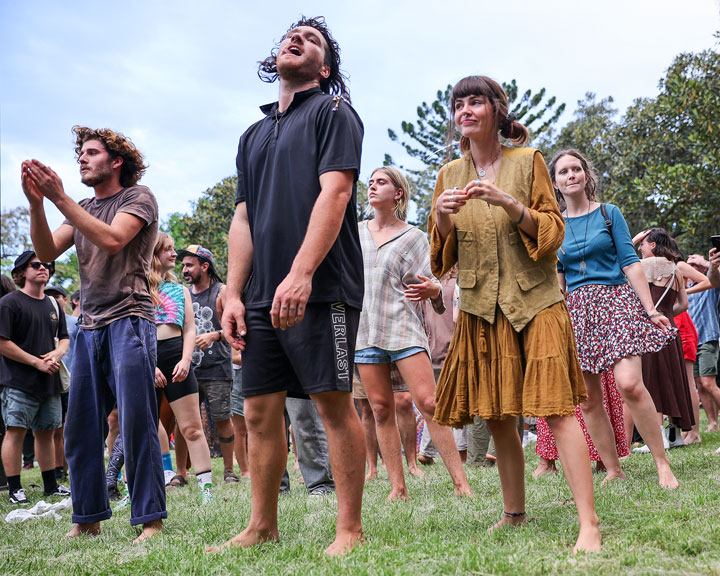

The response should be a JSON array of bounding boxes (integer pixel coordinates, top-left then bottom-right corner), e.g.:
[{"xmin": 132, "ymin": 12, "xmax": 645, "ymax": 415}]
[{"xmin": 434, "ymin": 301, "xmax": 586, "ymax": 427}]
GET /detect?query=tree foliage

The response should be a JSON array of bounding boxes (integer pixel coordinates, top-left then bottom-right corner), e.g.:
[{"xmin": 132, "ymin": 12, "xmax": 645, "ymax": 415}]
[
  {"xmin": 386, "ymin": 80, "xmax": 566, "ymax": 230},
  {"xmin": 1, "ymin": 206, "xmax": 33, "ymax": 274},
  {"xmin": 165, "ymin": 176, "xmax": 238, "ymax": 280}
]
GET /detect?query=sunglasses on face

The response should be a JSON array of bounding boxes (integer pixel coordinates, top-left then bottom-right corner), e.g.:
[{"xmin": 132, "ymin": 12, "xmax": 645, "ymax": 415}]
[{"xmin": 29, "ymin": 262, "xmax": 54, "ymax": 271}]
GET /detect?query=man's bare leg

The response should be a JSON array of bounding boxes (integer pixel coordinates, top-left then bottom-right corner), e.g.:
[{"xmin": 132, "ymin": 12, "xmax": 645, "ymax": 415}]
[
  {"xmin": 205, "ymin": 392, "xmax": 287, "ymax": 553},
  {"xmin": 487, "ymin": 417, "xmax": 527, "ymax": 530},
  {"xmin": 357, "ymin": 398, "xmax": 379, "ymax": 481},
  {"xmin": 312, "ymin": 390, "xmax": 366, "ymax": 556},
  {"xmin": 395, "ymin": 391, "xmax": 423, "ymax": 477}
]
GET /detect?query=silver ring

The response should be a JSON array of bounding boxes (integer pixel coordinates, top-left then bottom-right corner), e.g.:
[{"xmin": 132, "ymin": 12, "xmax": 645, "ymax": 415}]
[
  {"xmin": 450, "ymin": 191, "xmax": 455, "ymax": 202},
  {"xmin": 475, "ymin": 179, "xmax": 482, "ymax": 186}
]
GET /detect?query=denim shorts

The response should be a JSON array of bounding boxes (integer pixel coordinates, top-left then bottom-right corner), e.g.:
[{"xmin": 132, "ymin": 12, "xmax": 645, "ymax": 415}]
[
  {"xmin": 1, "ymin": 387, "xmax": 62, "ymax": 431},
  {"xmin": 231, "ymin": 368, "xmax": 245, "ymax": 417},
  {"xmin": 354, "ymin": 346, "xmax": 426, "ymax": 364}
]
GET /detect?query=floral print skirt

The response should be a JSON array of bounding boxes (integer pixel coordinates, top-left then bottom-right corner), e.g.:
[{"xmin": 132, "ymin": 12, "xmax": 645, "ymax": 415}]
[{"xmin": 565, "ymin": 283, "xmax": 677, "ymax": 374}]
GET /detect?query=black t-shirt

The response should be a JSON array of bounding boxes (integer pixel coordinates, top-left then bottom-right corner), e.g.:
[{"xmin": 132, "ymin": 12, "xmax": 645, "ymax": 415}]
[
  {"xmin": 236, "ymin": 87, "xmax": 364, "ymax": 310},
  {"xmin": 0, "ymin": 291, "xmax": 69, "ymax": 397}
]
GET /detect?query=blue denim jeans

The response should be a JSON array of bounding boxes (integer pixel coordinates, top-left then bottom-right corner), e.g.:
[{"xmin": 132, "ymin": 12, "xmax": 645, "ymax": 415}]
[
  {"xmin": 65, "ymin": 316, "xmax": 167, "ymax": 526},
  {"xmin": 285, "ymin": 397, "xmax": 334, "ymax": 494}
]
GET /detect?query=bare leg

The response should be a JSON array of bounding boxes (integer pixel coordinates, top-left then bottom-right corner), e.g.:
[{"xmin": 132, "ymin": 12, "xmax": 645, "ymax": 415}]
[
  {"xmin": 106, "ymin": 408, "xmax": 119, "ymax": 458},
  {"xmin": 487, "ymin": 417, "xmax": 526, "ymax": 530},
  {"xmin": 697, "ymin": 376, "xmax": 720, "ymax": 431},
  {"xmin": 357, "ymin": 398, "xmax": 379, "ymax": 481},
  {"xmin": 395, "ymin": 353, "xmax": 472, "ymax": 496},
  {"xmin": 215, "ymin": 419, "xmax": 236, "ymax": 476},
  {"xmin": 2, "ymin": 427, "xmax": 27, "ymax": 478},
  {"xmin": 614, "ymin": 357, "xmax": 678, "ymax": 489},
  {"xmin": 394, "ymin": 391, "xmax": 422, "ymax": 477},
  {"xmin": 231, "ymin": 414, "xmax": 250, "ymax": 477},
  {"xmin": 33, "ymin": 429, "xmax": 56, "ymax": 473},
  {"xmin": 546, "ymin": 415, "xmax": 601, "ymax": 553},
  {"xmin": 173, "ymin": 424, "xmax": 189, "ymax": 481},
  {"xmin": 683, "ymin": 360, "xmax": 701, "ymax": 443},
  {"xmin": 532, "ymin": 456, "xmax": 558, "ymax": 478},
  {"xmin": 577, "ymin": 373, "xmax": 625, "ymax": 482},
  {"xmin": 312, "ymin": 391, "xmax": 366, "ymax": 556},
  {"xmin": 206, "ymin": 392, "xmax": 287, "ymax": 553},
  {"xmin": 358, "ymin": 363, "xmax": 408, "ymax": 501},
  {"xmin": 171, "ymin": 394, "xmax": 212, "ymax": 474},
  {"xmin": 288, "ymin": 425, "xmax": 300, "ymax": 471},
  {"xmin": 53, "ymin": 426, "xmax": 65, "ymax": 474}
]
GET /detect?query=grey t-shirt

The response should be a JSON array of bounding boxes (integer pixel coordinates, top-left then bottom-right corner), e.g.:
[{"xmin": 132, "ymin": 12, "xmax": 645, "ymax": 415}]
[{"xmin": 65, "ymin": 185, "xmax": 158, "ymax": 329}]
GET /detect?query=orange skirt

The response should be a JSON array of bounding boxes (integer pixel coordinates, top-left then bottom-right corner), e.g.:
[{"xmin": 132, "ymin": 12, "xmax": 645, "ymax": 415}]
[{"xmin": 434, "ymin": 301, "xmax": 586, "ymax": 427}]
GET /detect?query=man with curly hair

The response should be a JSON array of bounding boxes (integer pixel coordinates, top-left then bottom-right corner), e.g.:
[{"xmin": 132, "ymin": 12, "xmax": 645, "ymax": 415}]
[
  {"xmin": 216, "ymin": 16, "xmax": 366, "ymax": 556},
  {"xmin": 21, "ymin": 126, "xmax": 165, "ymax": 543}
]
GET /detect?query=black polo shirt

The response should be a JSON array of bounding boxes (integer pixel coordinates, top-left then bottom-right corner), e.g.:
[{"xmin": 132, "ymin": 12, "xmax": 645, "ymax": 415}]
[{"xmin": 236, "ymin": 87, "xmax": 364, "ymax": 310}]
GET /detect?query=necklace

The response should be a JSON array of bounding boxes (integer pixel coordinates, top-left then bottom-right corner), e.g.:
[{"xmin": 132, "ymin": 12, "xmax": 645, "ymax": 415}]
[
  {"xmin": 274, "ymin": 107, "xmax": 287, "ymax": 138},
  {"xmin": 564, "ymin": 203, "xmax": 592, "ymax": 278},
  {"xmin": 474, "ymin": 147, "xmax": 501, "ymax": 179}
]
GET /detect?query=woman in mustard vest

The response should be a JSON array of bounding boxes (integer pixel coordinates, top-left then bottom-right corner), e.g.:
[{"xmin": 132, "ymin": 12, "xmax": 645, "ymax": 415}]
[{"xmin": 428, "ymin": 75, "xmax": 600, "ymax": 553}]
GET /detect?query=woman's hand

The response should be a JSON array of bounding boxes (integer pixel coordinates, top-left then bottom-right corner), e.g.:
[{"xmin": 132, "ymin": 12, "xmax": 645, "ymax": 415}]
[
  {"xmin": 464, "ymin": 179, "xmax": 509, "ymax": 206},
  {"xmin": 155, "ymin": 367, "xmax": 167, "ymax": 388},
  {"xmin": 172, "ymin": 358, "xmax": 191, "ymax": 383},
  {"xmin": 648, "ymin": 310, "xmax": 672, "ymax": 330},
  {"xmin": 405, "ymin": 275, "xmax": 441, "ymax": 302},
  {"xmin": 436, "ymin": 187, "xmax": 469, "ymax": 215}
]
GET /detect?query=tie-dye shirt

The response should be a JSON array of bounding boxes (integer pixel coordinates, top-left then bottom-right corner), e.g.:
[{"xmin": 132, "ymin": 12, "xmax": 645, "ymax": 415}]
[{"xmin": 155, "ymin": 281, "xmax": 185, "ymax": 327}]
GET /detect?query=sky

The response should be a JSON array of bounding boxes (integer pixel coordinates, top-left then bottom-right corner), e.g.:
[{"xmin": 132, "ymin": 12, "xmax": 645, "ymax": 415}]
[{"xmin": 1, "ymin": 0, "xmax": 719, "ymax": 238}]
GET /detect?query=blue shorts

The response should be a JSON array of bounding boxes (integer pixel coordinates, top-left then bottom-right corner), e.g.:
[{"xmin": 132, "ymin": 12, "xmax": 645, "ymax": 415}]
[
  {"xmin": 231, "ymin": 368, "xmax": 245, "ymax": 417},
  {"xmin": 0, "ymin": 387, "xmax": 62, "ymax": 431},
  {"xmin": 354, "ymin": 346, "xmax": 426, "ymax": 364}
]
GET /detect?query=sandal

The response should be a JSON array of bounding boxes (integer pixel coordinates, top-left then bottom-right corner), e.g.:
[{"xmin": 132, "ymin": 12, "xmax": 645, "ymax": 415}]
[
  {"xmin": 224, "ymin": 470, "xmax": 240, "ymax": 484},
  {"xmin": 167, "ymin": 474, "xmax": 188, "ymax": 488}
]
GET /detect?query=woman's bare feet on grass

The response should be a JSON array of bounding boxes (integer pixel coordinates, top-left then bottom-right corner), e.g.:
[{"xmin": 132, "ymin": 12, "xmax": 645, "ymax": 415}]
[
  {"xmin": 573, "ymin": 523, "xmax": 602, "ymax": 554},
  {"xmin": 657, "ymin": 464, "xmax": 679, "ymax": 490},
  {"xmin": 600, "ymin": 468, "xmax": 626, "ymax": 486},
  {"xmin": 407, "ymin": 463, "xmax": 425, "ymax": 477},
  {"xmin": 683, "ymin": 432, "xmax": 701, "ymax": 445},
  {"xmin": 204, "ymin": 527, "xmax": 279, "ymax": 553},
  {"xmin": 133, "ymin": 520, "xmax": 162, "ymax": 544},
  {"xmin": 532, "ymin": 460, "xmax": 558, "ymax": 478},
  {"xmin": 324, "ymin": 530, "xmax": 365, "ymax": 557},
  {"xmin": 64, "ymin": 523, "xmax": 101, "ymax": 538},
  {"xmin": 364, "ymin": 469, "xmax": 378, "ymax": 482},
  {"xmin": 488, "ymin": 513, "xmax": 528, "ymax": 533},
  {"xmin": 386, "ymin": 487, "xmax": 410, "ymax": 502}
]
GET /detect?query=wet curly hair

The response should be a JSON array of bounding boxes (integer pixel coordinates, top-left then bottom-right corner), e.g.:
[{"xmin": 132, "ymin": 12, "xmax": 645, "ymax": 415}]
[
  {"xmin": 257, "ymin": 15, "xmax": 350, "ymax": 101},
  {"xmin": 72, "ymin": 125, "xmax": 147, "ymax": 187}
]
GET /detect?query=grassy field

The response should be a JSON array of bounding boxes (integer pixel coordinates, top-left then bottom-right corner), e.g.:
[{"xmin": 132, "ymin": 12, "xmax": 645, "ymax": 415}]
[{"xmin": 2, "ymin": 427, "xmax": 720, "ymax": 576}]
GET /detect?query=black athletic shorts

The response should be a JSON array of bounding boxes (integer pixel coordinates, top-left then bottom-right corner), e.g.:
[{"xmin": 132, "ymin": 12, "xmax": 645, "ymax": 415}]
[
  {"xmin": 155, "ymin": 336, "xmax": 199, "ymax": 405},
  {"xmin": 242, "ymin": 302, "xmax": 359, "ymax": 398}
]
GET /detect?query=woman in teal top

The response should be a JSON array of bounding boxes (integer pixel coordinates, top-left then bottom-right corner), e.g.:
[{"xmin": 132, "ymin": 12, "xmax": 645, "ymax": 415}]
[{"xmin": 550, "ymin": 149, "xmax": 678, "ymax": 489}]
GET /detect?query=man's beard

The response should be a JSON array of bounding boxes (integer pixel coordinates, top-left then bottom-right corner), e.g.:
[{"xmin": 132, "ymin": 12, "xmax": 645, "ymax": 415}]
[
  {"xmin": 81, "ymin": 165, "xmax": 113, "ymax": 187},
  {"xmin": 277, "ymin": 58, "xmax": 323, "ymax": 85}
]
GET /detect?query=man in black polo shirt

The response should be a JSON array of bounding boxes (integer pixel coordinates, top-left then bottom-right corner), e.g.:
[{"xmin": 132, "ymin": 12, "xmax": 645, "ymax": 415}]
[{"xmin": 216, "ymin": 16, "xmax": 366, "ymax": 556}]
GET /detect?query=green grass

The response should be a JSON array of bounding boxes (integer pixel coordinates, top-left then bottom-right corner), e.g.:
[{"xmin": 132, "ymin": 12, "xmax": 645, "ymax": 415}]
[{"xmin": 3, "ymin": 427, "xmax": 720, "ymax": 576}]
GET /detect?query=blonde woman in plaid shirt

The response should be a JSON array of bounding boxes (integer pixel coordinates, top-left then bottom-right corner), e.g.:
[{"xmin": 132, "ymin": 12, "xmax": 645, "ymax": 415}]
[{"xmin": 354, "ymin": 167, "xmax": 473, "ymax": 502}]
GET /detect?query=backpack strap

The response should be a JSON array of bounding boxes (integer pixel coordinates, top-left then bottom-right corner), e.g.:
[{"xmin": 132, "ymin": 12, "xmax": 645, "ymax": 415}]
[
  {"xmin": 48, "ymin": 295, "xmax": 60, "ymax": 338},
  {"xmin": 600, "ymin": 203, "xmax": 617, "ymax": 254}
]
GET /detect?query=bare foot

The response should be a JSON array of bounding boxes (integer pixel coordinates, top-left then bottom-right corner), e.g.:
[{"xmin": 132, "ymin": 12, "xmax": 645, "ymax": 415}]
[
  {"xmin": 133, "ymin": 520, "xmax": 162, "ymax": 544},
  {"xmin": 205, "ymin": 526, "xmax": 279, "ymax": 553},
  {"xmin": 454, "ymin": 483, "xmax": 474, "ymax": 497},
  {"xmin": 573, "ymin": 522, "xmax": 602, "ymax": 554},
  {"xmin": 657, "ymin": 463, "xmax": 679, "ymax": 490},
  {"xmin": 683, "ymin": 433, "xmax": 701, "ymax": 445},
  {"xmin": 600, "ymin": 469, "xmax": 626, "ymax": 486},
  {"xmin": 64, "ymin": 523, "xmax": 101, "ymax": 538},
  {"xmin": 386, "ymin": 487, "xmax": 410, "ymax": 502},
  {"xmin": 532, "ymin": 462, "xmax": 557, "ymax": 478},
  {"xmin": 364, "ymin": 469, "xmax": 378, "ymax": 482},
  {"xmin": 417, "ymin": 455, "xmax": 434, "ymax": 466},
  {"xmin": 324, "ymin": 530, "xmax": 365, "ymax": 556},
  {"xmin": 240, "ymin": 471, "xmax": 251, "ymax": 479},
  {"xmin": 488, "ymin": 513, "xmax": 527, "ymax": 533},
  {"xmin": 408, "ymin": 465, "xmax": 424, "ymax": 478},
  {"xmin": 706, "ymin": 423, "xmax": 718, "ymax": 432}
]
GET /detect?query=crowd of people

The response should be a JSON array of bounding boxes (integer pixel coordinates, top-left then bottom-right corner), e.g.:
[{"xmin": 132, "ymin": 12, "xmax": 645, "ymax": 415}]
[{"xmin": 1, "ymin": 15, "xmax": 719, "ymax": 558}]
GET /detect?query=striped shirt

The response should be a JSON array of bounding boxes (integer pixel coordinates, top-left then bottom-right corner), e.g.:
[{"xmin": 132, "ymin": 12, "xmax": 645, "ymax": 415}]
[{"xmin": 356, "ymin": 221, "xmax": 445, "ymax": 356}]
